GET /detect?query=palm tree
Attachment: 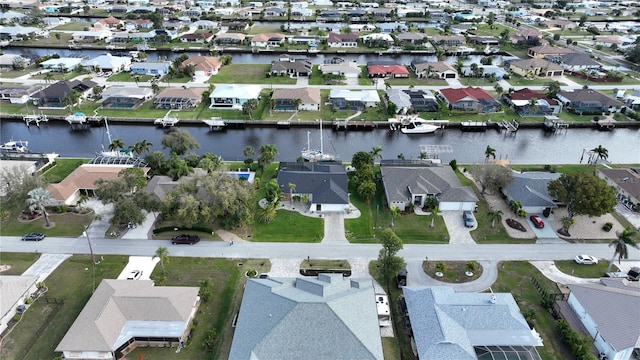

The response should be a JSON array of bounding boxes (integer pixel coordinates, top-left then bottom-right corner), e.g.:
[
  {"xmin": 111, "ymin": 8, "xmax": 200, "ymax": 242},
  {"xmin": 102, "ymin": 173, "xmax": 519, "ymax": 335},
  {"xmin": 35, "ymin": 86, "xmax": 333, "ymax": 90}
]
[
  {"xmin": 590, "ymin": 145, "xmax": 608, "ymax": 165},
  {"xmin": 430, "ymin": 206, "xmax": 441, "ymax": 228},
  {"xmin": 390, "ymin": 206, "xmax": 400, "ymax": 228},
  {"xmin": 108, "ymin": 138, "xmax": 125, "ymax": 152},
  {"xmin": 27, "ymin": 187, "xmax": 52, "ymax": 227},
  {"xmin": 198, "ymin": 278, "xmax": 212, "ymax": 302},
  {"xmin": 76, "ymin": 194, "xmax": 90, "ymax": 209},
  {"xmin": 242, "ymin": 98, "xmax": 259, "ymax": 120},
  {"xmin": 133, "ymin": 140, "xmax": 153, "ymax": 156},
  {"xmin": 153, "ymin": 246, "xmax": 169, "ymax": 274},
  {"xmin": 370, "ymin": 145, "xmax": 383, "ymax": 164},
  {"xmin": 488, "ymin": 209, "xmax": 503, "ymax": 228},
  {"xmin": 607, "ymin": 229, "xmax": 639, "ymax": 272},
  {"xmin": 259, "ymin": 202, "xmax": 278, "ymax": 223},
  {"xmin": 528, "ymin": 97, "xmax": 538, "ymax": 115},
  {"xmin": 485, "ymin": 145, "xmax": 496, "ymax": 162},
  {"xmin": 288, "ymin": 182, "xmax": 296, "ymax": 204},
  {"xmin": 44, "ymin": 72, "xmax": 55, "ymax": 84}
]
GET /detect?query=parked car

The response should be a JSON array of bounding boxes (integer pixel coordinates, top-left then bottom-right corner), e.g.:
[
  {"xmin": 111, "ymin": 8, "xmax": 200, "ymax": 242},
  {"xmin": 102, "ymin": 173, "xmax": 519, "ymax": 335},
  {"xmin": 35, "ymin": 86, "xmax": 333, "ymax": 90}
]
[
  {"xmin": 529, "ymin": 215, "xmax": 545, "ymax": 229},
  {"xmin": 575, "ymin": 255, "xmax": 598, "ymax": 265},
  {"xmin": 463, "ymin": 211, "xmax": 475, "ymax": 228},
  {"xmin": 171, "ymin": 234, "xmax": 200, "ymax": 245},
  {"xmin": 22, "ymin": 232, "xmax": 45, "ymax": 241},
  {"xmin": 126, "ymin": 270, "xmax": 143, "ymax": 280}
]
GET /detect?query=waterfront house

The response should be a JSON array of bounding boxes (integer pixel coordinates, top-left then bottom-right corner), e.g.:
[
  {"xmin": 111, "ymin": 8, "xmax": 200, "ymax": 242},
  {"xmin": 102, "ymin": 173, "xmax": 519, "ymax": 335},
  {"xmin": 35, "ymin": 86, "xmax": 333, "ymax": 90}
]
[
  {"xmin": 270, "ymin": 58, "xmax": 313, "ymax": 77},
  {"xmin": 318, "ymin": 61, "xmax": 361, "ymax": 78},
  {"xmin": 380, "ymin": 162, "xmax": 478, "ymax": 211},
  {"xmin": 101, "ymin": 86, "xmax": 154, "ymax": 109},
  {"xmin": 271, "ymin": 87, "xmax": 320, "ymax": 111},
  {"xmin": 0, "ymin": 84, "xmax": 45, "ymax": 104},
  {"xmin": 528, "ymin": 44, "xmax": 575, "ymax": 58},
  {"xmin": 0, "ymin": 10, "xmax": 27, "ymax": 23},
  {"xmin": 329, "ymin": 89, "xmax": 380, "ymax": 110},
  {"xmin": 410, "ymin": 60, "xmax": 457, "ymax": 79},
  {"xmin": 546, "ymin": 53, "xmax": 601, "ymax": 72},
  {"xmin": 556, "ymin": 89, "xmax": 623, "ymax": 115},
  {"xmin": 544, "ymin": 19, "xmax": 577, "ymax": 30},
  {"xmin": 179, "ymin": 32, "xmax": 214, "ymax": 44},
  {"xmin": 509, "ymin": 58, "xmax": 564, "ymax": 78},
  {"xmin": 250, "ymin": 33, "xmax": 285, "ymax": 47},
  {"xmin": 386, "ymin": 89, "xmax": 438, "ymax": 113},
  {"xmin": 327, "ymin": 33, "xmax": 359, "ymax": 48},
  {"xmin": 0, "ymin": 54, "xmax": 31, "ymax": 69},
  {"xmin": 596, "ymin": 168, "xmax": 640, "ymax": 211},
  {"xmin": 153, "ymin": 88, "xmax": 205, "ymax": 110},
  {"xmin": 360, "ymin": 33, "xmax": 394, "ymax": 47},
  {"xmin": 190, "ymin": 20, "xmax": 218, "ymax": 30},
  {"xmin": 431, "ymin": 35, "xmax": 466, "ymax": 47},
  {"xmin": 181, "ymin": 56, "xmax": 222, "ymax": 77},
  {"xmin": 214, "ymin": 32, "xmax": 246, "ymax": 45},
  {"xmin": 94, "ymin": 16, "xmax": 124, "ymax": 29},
  {"xmin": 563, "ymin": 279, "xmax": 640, "ymax": 360},
  {"xmin": 510, "ymin": 28, "xmax": 542, "ymax": 45},
  {"xmin": 129, "ymin": 18, "xmax": 154, "ymax": 30},
  {"xmin": 366, "ymin": 61, "xmax": 409, "ymax": 78},
  {"xmin": 229, "ymin": 274, "xmax": 383, "ymax": 359},
  {"xmin": 501, "ymin": 172, "xmax": 561, "ymax": 214},
  {"xmin": 503, "ymin": 88, "xmax": 562, "ymax": 116},
  {"xmin": 32, "ymin": 80, "xmax": 97, "ymax": 108},
  {"xmin": 55, "ymin": 280, "xmax": 200, "ymax": 360},
  {"xmin": 276, "ymin": 162, "xmax": 350, "ymax": 212},
  {"xmin": 396, "ymin": 32, "xmax": 427, "ymax": 45},
  {"xmin": 130, "ymin": 62, "xmax": 171, "ymax": 76},
  {"xmin": 0, "ymin": 25, "xmax": 41, "ymax": 41},
  {"xmin": 209, "ymin": 84, "xmax": 262, "ymax": 110},
  {"xmin": 82, "ymin": 54, "xmax": 132, "ymax": 73},
  {"xmin": 403, "ymin": 286, "xmax": 542, "ymax": 360},
  {"xmin": 39, "ymin": 58, "xmax": 83, "ymax": 72},
  {"xmin": 377, "ymin": 22, "xmax": 408, "ymax": 34},
  {"xmin": 71, "ymin": 29, "xmax": 112, "ymax": 43},
  {"xmin": 438, "ymin": 87, "xmax": 501, "ymax": 113},
  {"xmin": 469, "ymin": 36, "xmax": 499, "ymax": 45},
  {"xmin": 263, "ymin": 6, "xmax": 285, "ymax": 16}
]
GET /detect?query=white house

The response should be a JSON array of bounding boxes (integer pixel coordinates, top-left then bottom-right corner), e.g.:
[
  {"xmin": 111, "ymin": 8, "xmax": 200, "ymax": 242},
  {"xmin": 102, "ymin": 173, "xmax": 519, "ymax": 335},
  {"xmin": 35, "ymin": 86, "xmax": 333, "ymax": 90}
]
[
  {"xmin": 329, "ymin": 89, "xmax": 380, "ymax": 110},
  {"xmin": 72, "ymin": 29, "xmax": 112, "ymax": 42},
  {"xmin": 40, "ymin": 58, "xmax": 83, "ymax": 72},
  {"xmin": 209, "ymin": 84, "xmax": 262, "ymax": 110},
  {"xmin": 82, "ymin": 54, "xmax": 131, "ymax": 72},
  {"xmin": 319, "ymin": 61, "xmax": 361, "ymax": 78}
]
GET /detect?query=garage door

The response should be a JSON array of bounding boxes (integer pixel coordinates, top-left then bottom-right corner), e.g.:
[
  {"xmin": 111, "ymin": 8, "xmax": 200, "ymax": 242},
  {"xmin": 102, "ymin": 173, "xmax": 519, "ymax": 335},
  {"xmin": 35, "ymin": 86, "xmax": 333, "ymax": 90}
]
[{"xmin": 445, "ymin": 73, "xmax": 456, "ymax": 78}]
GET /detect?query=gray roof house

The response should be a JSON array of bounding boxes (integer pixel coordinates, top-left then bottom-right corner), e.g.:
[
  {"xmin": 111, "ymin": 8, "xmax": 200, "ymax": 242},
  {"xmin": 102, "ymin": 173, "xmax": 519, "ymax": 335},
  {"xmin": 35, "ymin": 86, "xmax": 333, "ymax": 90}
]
[
  {"xmin": 566, "ymin": 279, "xmax": 640, "ymax": 360},
  {"xmin": 501, "ymin": 172, "xmax": 561, "ymax": 214},
  {"xmin": 403, "ymin": 286, "xmax": 543, "ymax": 360},
  {"xmin": 557, "ymin": 89, "xmax": 624, "ymax": 115},
  {"xmin": 101, "ymin": 86, "xmax": 154, "ymax": 109},
  {"xmin": 277, "ymin": 162, "xmax": 349, "ymax": 213},
  {"xmin": 56, "ymin": 280, "xmax": 200, "ymax": 360},
  {"xmin": 229, "ymin": 274, "xmax": 384, "ymax": 360},
  {"xmin": 380, "ymin": 162, "xmax": 478, "ymax": 211}
]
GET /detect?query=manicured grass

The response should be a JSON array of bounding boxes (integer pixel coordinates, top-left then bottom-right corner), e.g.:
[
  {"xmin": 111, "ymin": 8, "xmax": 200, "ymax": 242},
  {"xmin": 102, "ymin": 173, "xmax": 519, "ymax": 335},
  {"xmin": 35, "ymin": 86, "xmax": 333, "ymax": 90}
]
[
  {"xmin": 246, "ymin": 25, "xmax": 283, "ymax": 35},
  {"xmin": 0, "ymin": 211, "xmax": 94, "ymax": 237},
  {"xmin": 469, "ymin": 23, "xmax": 513, "ymax": 38},
  {"xmin": 107, "ymin": 72, "xmax": 155, "ymax": 83},
  {"xmin": 566, "ymin": 73, "xmax": 640, "ymax": 86},
  {"xmin": 386, "ymin": 75, "xmax": 447, "ymax": 87},
  {"xmin": 555, "ymin": 260, "xmax": 618, "ymax": 278},
  {"xmin": 0, "ymin": 253, "xmax": 41, "ymax": 275},
  {"xmin": 42, "ymin": 158, "xmax": 89, "ymax": 183},
  {"xmin": 0, "ymin": 255, "xmax": 127, "ymax": 360},
  {"xmin": 492, "ymin": 261, "xmax": 574, "ymax": 360},
  {"xmin": 0, "ymin": 65, "xmax": 39, "ymax": 79},
  {"xmin": 556, "ymin": 111, "xmax": 594, "ymax": 123},
  {"xmin": 308, "ymin": 65, "xmax": 323, "ymax": 85},
  {"xmin": 506, "ymin": 74, "xmax": 568, "ymax": 87},
  {"xmin": 422, "ymin": 260, "xmax": 483, "ymax": 283},
  {"xmin": 394, "ymin": 213, "xmax": 449, "ymax": 243},
  {"xmin": 251, "ymin": 210, "xmax": 324, "ymax": 242},
  {"xmin": 52, "ymin": 22, "xmax": 89, "ymax": 31},
  {"xmin": 212, "ymin": 64, "xmax": 297, "ymax": 85},
  {"xmin": 458, "ymin": 76, "xmax": 501, "ymax": 87}
]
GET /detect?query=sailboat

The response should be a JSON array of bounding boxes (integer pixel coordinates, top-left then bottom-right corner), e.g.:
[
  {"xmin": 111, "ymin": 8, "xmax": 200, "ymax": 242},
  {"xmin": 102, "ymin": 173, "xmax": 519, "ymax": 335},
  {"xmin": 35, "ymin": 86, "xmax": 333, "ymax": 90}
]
[
  {"xmin": 100, "ymin": 119, "xmax": 132, "ymax": 158},
  {"xmin": 301, "ymin": 120, "xmax": 335, "ymax": 162}
]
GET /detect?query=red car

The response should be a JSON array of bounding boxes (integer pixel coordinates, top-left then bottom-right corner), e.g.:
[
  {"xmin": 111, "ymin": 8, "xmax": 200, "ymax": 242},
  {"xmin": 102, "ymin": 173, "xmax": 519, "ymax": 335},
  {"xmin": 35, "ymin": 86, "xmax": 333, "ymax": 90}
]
[{"xmin": 529, "ymin": 215, "xmax": 545, "ymax": 229}]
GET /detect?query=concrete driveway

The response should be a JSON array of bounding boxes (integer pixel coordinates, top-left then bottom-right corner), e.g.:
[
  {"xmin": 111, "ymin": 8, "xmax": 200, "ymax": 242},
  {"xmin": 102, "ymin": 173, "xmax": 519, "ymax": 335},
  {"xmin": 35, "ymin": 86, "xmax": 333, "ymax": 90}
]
[
  {"xmin": 116, "ymin": 256, "xmax": 160, "ymax": 281},
  {"xmin": 321, "ymin": 212, "xmax": 348, "ymax": 244},
  {"xmin": 405, "ymin": 259, "xmax": 498, "ymax": 292},
  {"xmin": 22, "ymin": 253, "xmax": 71, "ymax": 282},
  {"xmin": 441, "ymin": 212, "xmax": 475, "ymax": 244},
  {"xmin": 527, "ymin": 214, "xmax": 560, "ymax": 241}
]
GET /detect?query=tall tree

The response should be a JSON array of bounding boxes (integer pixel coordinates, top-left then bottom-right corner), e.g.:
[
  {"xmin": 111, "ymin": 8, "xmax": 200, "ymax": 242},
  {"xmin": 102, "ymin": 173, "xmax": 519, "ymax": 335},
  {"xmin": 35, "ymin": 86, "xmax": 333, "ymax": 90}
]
[
  {"xmin": 484, "ymin": 145, "xmax": 496, "ymax": 161},
  {"xmin": 547, "ymin": 173, "xmax": 617, "ymax": 229},
  {"xmin": 108, "ymin": 138, "xmax": 125, "ymax": 152},
  {"xmin": 27, "ymin": 187, "xmax": 52, "ymax": 227},
  {"xmin": 1, "ymin": 164, "xmax": 44, "ymax": 208},
  {"xmin": 469, "ymin": 165, "xmax": 513, "ymax": 195},
  {"xmin": 351, "ymin": 151, "xmax": 374, "ymax": 171},
  {"xmin": 154, "ymin": 246, "xmax": 169, "ymax": 274},
  {"xmin": 488, "ymin": 209, "xmax": 503, "ymax": 228},
  {"xmin": 370, "ymin": 145, "xmax": 383, "ymax": 164},
  {"xmin": 590, "ymin": 145, "xmax": 608, "ymax": 164},
  {"xmin": 377, "ymin": 229, "xmax": 406, "ymax": 291},
  {"xmin": 133, "ymin": 140, "xmax": 153, "ymax": 156},
  {"xmin": 390, "ymin": 206, "xmax": 400, "ymax": 228},
  {"xmin": 161, "ymin": 129, "xmax": 201, "ymax": 156},
  {"xmin": 607, "ymin": 229, "xmax": 639, "ymax": 272},
  {"xmin": 357, "ymin": 181, "xmax": 377, "ymax": 204},
  {"xmin": 242, "ymin": 98, "xmax": 259, "ymax": 120},
  {"xmin": 202, "ymin": 173, "xmax": 254, "ymax": 228},
  {"xmin": 258, "ymin": 144, "xmax": 279, "ymax": 169},
  {"xmin": 545, "ymin": 80, "xmax": 562, "ymax": 98}
]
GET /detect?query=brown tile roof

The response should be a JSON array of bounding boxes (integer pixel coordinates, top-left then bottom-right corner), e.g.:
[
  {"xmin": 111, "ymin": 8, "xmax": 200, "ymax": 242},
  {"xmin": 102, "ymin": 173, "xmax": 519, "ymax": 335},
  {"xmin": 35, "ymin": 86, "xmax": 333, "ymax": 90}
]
[
  {"xmin": 251, "ymin": 33, "xmax": 285, "ymax": 42},
  {"xmin": 156, "ymin": 87, "xmax": 205, "ymax": 100},
  {"xmin": 47, "ymin": 165, "xmax": 133, "ymax": 201},
  {"xmin": 181, "ymin": 56, "xmax": 221, "ymax": 72},
  {"xmin": 272, "ymin": 87, "xmax": 320, "ymax": 104}
]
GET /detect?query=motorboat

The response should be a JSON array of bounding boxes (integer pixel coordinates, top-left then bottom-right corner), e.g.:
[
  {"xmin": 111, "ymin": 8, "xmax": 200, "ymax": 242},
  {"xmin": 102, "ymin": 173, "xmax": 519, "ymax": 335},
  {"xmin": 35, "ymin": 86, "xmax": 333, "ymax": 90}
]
[
  {"xmin": 389, "ymin": 114, "xmax": 444, "ymax": 134},
  {"xmin": 0, "ymin": 140, "xmax": 29, "ymax": 152},
  {"xmin": 65, "ymin": 112, "xmax": 87, "ymax": 124},
  {"xmin": 401, "ymin": 121, "xmax": 441, "ymax": 134}
]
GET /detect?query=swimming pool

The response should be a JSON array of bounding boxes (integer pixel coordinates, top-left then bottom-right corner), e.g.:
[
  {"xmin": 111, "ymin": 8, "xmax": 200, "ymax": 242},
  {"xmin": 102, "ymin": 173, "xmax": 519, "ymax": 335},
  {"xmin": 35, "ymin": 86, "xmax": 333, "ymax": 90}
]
[{"xmin": 226, "ymin": 171, "xmax": 255, "ymax": 183}]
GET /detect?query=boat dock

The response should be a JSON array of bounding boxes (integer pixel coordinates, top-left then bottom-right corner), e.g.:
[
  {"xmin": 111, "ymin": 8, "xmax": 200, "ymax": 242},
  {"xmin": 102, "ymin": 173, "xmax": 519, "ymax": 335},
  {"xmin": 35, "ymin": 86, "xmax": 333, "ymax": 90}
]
[
  {"xmin": 333, "ymin": 120, "xmax": 376, "ymax": 131},
  {"xmin": 543, "ymin": 116, "xmax": 569, "ymax": 132},
  {"xmin": 497, "ymin": 119, "xmax": 519, "ymax": 133},
  {"xmin": 203, "ymin": 117, "xmax": 227, "ymax": 131},
  {"xmin": 23, "ymin": 113, "xmax": 48, "ymax": 127},
  {"xmin": 460, "ymin": 121, "xmax": 488, "ymax": 132}
]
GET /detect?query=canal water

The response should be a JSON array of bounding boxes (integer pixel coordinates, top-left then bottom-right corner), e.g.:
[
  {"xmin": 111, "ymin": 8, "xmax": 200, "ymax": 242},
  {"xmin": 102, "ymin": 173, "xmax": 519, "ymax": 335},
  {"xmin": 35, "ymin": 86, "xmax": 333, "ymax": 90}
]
[{"xmin": 1, "ymin": 120, "xmax": 639, "ymax": 164}]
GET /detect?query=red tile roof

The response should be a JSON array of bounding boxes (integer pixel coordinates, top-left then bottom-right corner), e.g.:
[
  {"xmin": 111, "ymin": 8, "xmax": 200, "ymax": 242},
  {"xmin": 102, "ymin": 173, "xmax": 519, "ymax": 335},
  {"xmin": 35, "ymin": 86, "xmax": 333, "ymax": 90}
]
[
  {"xmin": 505, "ymin": 88, "xmax": 559, "ymax": 105},
  {"xmin": 367, "ymin": 64, "xmax": 409, "ymax": 76},
  {"xmin": 439, "ymin": 87, "xmax": 494, "ymax": 103}
]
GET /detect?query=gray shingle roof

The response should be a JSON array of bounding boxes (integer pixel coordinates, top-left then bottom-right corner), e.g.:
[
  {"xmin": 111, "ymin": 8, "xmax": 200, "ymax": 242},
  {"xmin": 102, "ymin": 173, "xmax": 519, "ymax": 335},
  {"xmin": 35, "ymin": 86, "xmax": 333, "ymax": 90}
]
[
  {"xmin": 568, "ymin": 280, "xmax": 640, "ymax": 351},
  {"xmin": 403, "ymin": 287, "xmax": 541, "ymax": 360},
  {"xmin": 277, "ymin": 162, "xmax": 349, "ymax": 205},
  {"xmin": 502, "ymin": 172, "xmax": 561, "ymax": 208},
  {"xmin": 229, "ymin": 274, "xmax": 383, "ymax": 360}
]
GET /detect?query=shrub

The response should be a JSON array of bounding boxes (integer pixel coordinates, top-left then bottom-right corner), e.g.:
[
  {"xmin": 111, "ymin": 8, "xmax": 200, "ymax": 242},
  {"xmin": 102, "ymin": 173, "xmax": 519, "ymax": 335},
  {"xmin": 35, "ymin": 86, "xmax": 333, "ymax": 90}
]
[
  {"xmin": 542, "ymin": 208, "xmax": 551, "ymax": 218},
  {"xmin": 435, "ymin": 262, "xmax": 446, "ymax": 273},
  {"xmin": 56, "ymin": 205, "xmax": 68, "ymax": 213},
  {"xmin": 602, "ymin": 222, "xmax": 613, "ymax": 232}
]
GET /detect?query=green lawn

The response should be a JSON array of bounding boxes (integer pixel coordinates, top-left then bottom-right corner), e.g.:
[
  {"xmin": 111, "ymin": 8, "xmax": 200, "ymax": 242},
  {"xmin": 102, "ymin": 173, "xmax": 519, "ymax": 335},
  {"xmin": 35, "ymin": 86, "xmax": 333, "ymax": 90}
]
[
  {"xmin": 0, "ymin": 211, "xmax": 94, "ymax": 237},
  {"xmin": 246, "ymin": 25, "xmax": 283, "ymax": 35},
  {"xmin": 0, "ymin": 65, "xmax": 40, "ymax": 79},
  {"xmin": 107, "ymin": 72, "xmax": 156, "ymax": 83},
  {"xmin": 555, "ymin": 260, "xmax": 618, "ymax": 278},
  {"xmin": 0, "ymin": 253, "xmax": 41, "ymax": 275},
  {"xmin": 468, "ymin": 23, "xmax": 514, "ymax": 38},
  {"xmin": 42, "ymin": 158, "xmax": 89, "ymax": 183},
  {"xmin": 0, "ymin": 255, "xmax": 127, "ymax": 360},
  {"xmin": 458, "ymin": 76, "xmax": 501, "ymax": 87},
  {"xmin": 52, "ymin": 22, "xmax": 89, "ymax": 31},
  {"xmin": 251, "ymin": 209, "xmax": 324, "ymax": 242},
  {"xmin": 212, "ymin": 64, "xmax": 297, "ymax": 85},
  {"xmin": 506, "ymin": 74, "xmax": 568, "ymax": 87}
]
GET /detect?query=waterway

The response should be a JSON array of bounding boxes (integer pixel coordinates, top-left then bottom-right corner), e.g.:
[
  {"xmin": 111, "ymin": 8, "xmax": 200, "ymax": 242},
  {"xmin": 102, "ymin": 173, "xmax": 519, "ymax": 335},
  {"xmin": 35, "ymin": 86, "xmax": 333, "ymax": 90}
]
[{"xmin": 1, "ymin": 121, "xmax": 639, "ymax": 164}]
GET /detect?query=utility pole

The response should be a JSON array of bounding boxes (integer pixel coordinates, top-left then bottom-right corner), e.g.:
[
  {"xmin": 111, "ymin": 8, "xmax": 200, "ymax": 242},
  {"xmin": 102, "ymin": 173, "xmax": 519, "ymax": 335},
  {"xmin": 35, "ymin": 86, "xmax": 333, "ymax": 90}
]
[{"xmin": 83, "ymin": 227, "xmax": 96, "ymax": 294}]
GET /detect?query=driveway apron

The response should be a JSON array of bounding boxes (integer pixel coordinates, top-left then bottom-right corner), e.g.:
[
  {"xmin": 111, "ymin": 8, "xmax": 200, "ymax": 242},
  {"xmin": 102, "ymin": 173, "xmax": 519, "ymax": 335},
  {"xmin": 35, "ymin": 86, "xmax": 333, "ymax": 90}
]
[
  {"xmin": 22, "ymin": 253, "xmax": 72, "ymax": 283},
  {"xmin": 321, "ymin": 212, "xmax": 348, "ymax": 244},
  {"xmin": 442, "ymin": 212, "xmax": 476, "ymax": 245}
]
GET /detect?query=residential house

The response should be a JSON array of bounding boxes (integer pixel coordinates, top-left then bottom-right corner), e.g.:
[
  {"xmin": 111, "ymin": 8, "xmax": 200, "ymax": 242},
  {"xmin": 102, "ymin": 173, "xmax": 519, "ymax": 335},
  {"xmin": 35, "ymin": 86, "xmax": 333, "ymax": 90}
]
[
  {"xmin": 0, "ymin": 84, "xmax": 45, "ymax": 104},
  {"xmin": 215, "ymin": 32, "xmax": 246, "ymax": 45},
  {"xmin": 130, "ymin": 62, "xmax": 171, "ymax": 76},
  {"xmin": 183, "ymin": 7, "xmax": 203, "ymax": 17},
  {"xmin": 329, "ymin": 89, "xmax": 380, "ymax": 110},
  {"xmin": 263, "ymin": 6, "xmax": 285, "ymax": 16},
  {"xmin": 528, "ymin": 44, "xmax": 575, "ymax": 58},
  {"xmin": 276, "ymin": 162, "xmax": 349, "ymax": 212},
  {"xmin": 181, "ymin": 56, "xmax": 222, "ymax": 77},
  {"xmin": 71, "ymin": 29, "xmax": 112, "ymax": 43},
  {"xmin": 380, "ymin": 162, "xmax": 478, "ymax": 211},
  {"xmin": 0, "ymin": 53, "xmax": 31, "ymax": 69},
  {"xmin": 501, "ymin": 172, "xmax": 561, "ymax": 214},
  {"xmin": 386, "ymin": 89, "xmax": 438, "ymax": 113},
  {"xmin": 547, "ymin": 53, "xmax": 601, "ymax": 72},
  {"xmin": 438, "ymin": 87, "xmax": 501, "ymax": 113},
  {"xmin": 431, "ymin": 35, "xmax": 466, "ymax": 47},
  {"xmin": 0, "ymin": 10, "xmax": 27, "ymax": 23},
  {"xmin": 360, "ymin": 33, "xmax": 394, "ymax": 47},
  {"xmin": 0, "ymin": 275, "xmax": 38, "ymax": 335},
  {"xmin": 55, "ymin": 280, "xmax": 200, "ymax": 360},
  {"xmin": 545, "ymin": 19, "xmax": 577, "ymax": 30},
  {"xmin": 82, "ymin": 54, "xmax": 132, "ymax": 73},
  {"xmin": 503, "ymin": 88, "xmax": 562, "ymax": 116},
  {"xmin": 40, "ymin": 57, "xmax": 83, "ymax": 72},
  {"xmin": 101, "ymin": 86, "xmax": 154, "ymax": 109},
  {"xmin": 129, "ymin": 18, "xmax": 154, "ymax": 29},
  {"xmin": 191, "ymin": 20, "xmax": 218, "ymax": 30},
  {"xmin": 289, "ymin": 35, "xmax": 319, "ymax": 46},
  {"xmin": 318, "ymin": 61, "xmax": 361, "ymax": 78},
  {"xmin": 564, "ymin": 279, "xmax": 640, "ymax": 360},
  {"xmin": 270, "ymin": 58, "xmax": 313, "ymax": 77},
  {"xmin": 209, "ymin": 84, "xmax": 262, "ymax": 110},
  {"xmin": 229, "ymin": 274, "xmax": 383, "ymax": 359},
  {"xmin": 250, "ymin": 33, "xmax": 285, "ymax": 47},
  {"xmin": 327, "ymin": 33, "xmax": 359, "ymax": 48},
  {"xmin": 179, "ymin": 32, "xmax": 214, "ymax": 43},
  {"xmin": 291, "ymin": 8, "xmax": 313, "ymax": 17},
  {"xmin": 0, "ymin": 25, "xmax": 41, "ymax": 41},
  {"xmin": 94, "ymin": 16, "xmax": 123, "ymax": 29},
  {"xmin": 396, "ymin": 32, "xmax": 427, "ymax": 45},
  {"xmin": 597, "ymin": 168, "xmax": 640, "ymax": 211},
  {"xmin": 377, "ymin": 22, "xmax": 408, "ymax": 33},
  {"xmin": 595, "ymin": 35, "xmax": 635, "ymax": 49},
  {"xmin": 366, "ymin": 61, "xmax": 409, "ymax": 78},
  {"xmin": 32, "ymin": 80, "xmax": 97, "ymax": 108},
  {"xmin": 509, "ymin": 58, "xmax": 564, "ymax": 78},
  {"xmin": 556, "ymin": 89, "xmax": 623, "ymax": 114},
  {"xmin": 153, "ymin": 87, "xmax": 205, "ymax": 110},
  {"xmin": 450, "ymin": 23, "xmax": 474, "ymax": 34},
  {"xmin": 510, "ymin": 28, "xmax": 542, "ymax": 45},
  {"xmin": 623, "ymin": 89, "xmax": 640, "ymax": 110},
  {"xmin": 410, "ymin": 60, "xmax": 457, "ymax": 79},
  {"xmin": 403, "ymin": 286, "xmax": 542, "ymax": 360},
  {"xmin": 271, "ymin": 87, "xmax": 320, "ymax": 111}
]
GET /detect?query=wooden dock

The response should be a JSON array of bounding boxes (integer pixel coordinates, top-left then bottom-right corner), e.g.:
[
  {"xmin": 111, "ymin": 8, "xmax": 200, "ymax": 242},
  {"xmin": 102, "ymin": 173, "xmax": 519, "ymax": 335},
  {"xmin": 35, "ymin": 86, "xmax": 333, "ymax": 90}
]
[{"xmin": 333, "ymin": 120, "xmax": 377, "ymax": 131}]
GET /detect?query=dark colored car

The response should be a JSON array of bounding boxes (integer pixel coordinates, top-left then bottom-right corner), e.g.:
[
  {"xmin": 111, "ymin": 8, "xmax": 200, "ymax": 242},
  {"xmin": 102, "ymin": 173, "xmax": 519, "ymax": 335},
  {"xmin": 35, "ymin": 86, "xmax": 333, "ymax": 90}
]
[
  {"xmin": 529, "ymin": 215, "xmax": 545, "ymax": 229},
  {"xmin": 171, "ymin": 234, "xmax": 200, "ymax": 245},
  {"xmin": 22, "ymin": 232, "xmax": 45, "ymax": 241},
  {"xmin": 463, "ymin": 211, "xmax": 475, "ymax": 228}
]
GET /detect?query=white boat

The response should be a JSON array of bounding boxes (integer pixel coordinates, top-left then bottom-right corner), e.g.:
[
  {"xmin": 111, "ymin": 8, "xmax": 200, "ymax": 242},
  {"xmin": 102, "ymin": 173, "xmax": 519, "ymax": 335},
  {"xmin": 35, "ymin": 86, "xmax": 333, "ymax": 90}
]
[
  {"xmin": 154, "ymin": 114, "xmax": 179, "ymax": 127},
  {"xmin": 301, "ymin": 121, "xmax": 334, "ymax": 162},
  {"xmin": 65, "ymin": 112, "xmax": 87, "ymax": 124},
  {"xmin": 203, "ymin": 117, "xmax": 226, "ymax": 131},
  {"xmin": 389, "ymin": 114, "xmax": 443, "ymax": 134},
  {"xmin": 0, "ymin": 140, "xmax": 29, "ymax": 153},
  {"xmin": 401, "ymin": 121, "xmax": 441, "ymax": 134},
  {"xmin": 100, "ymin": 119, "xmax": 132, "ymax": 158}
]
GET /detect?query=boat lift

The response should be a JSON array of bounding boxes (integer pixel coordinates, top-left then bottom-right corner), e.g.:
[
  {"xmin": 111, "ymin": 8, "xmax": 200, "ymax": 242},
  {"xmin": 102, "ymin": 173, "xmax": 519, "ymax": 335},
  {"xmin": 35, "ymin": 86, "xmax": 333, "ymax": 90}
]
[
  {"xmin": 203, "ymin": 117, "xmax": 226, "ymax": 131},
  {"xmin": 154, "ymin": 111, "xmax": 180, "ymax": 128},
  {"xmin": 23, "ymin": 113, "xmax": 48, "ymax": 127},
  {"xmin": 418, "ymin": 144, "xmax": 453, "ymax": 162}
]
